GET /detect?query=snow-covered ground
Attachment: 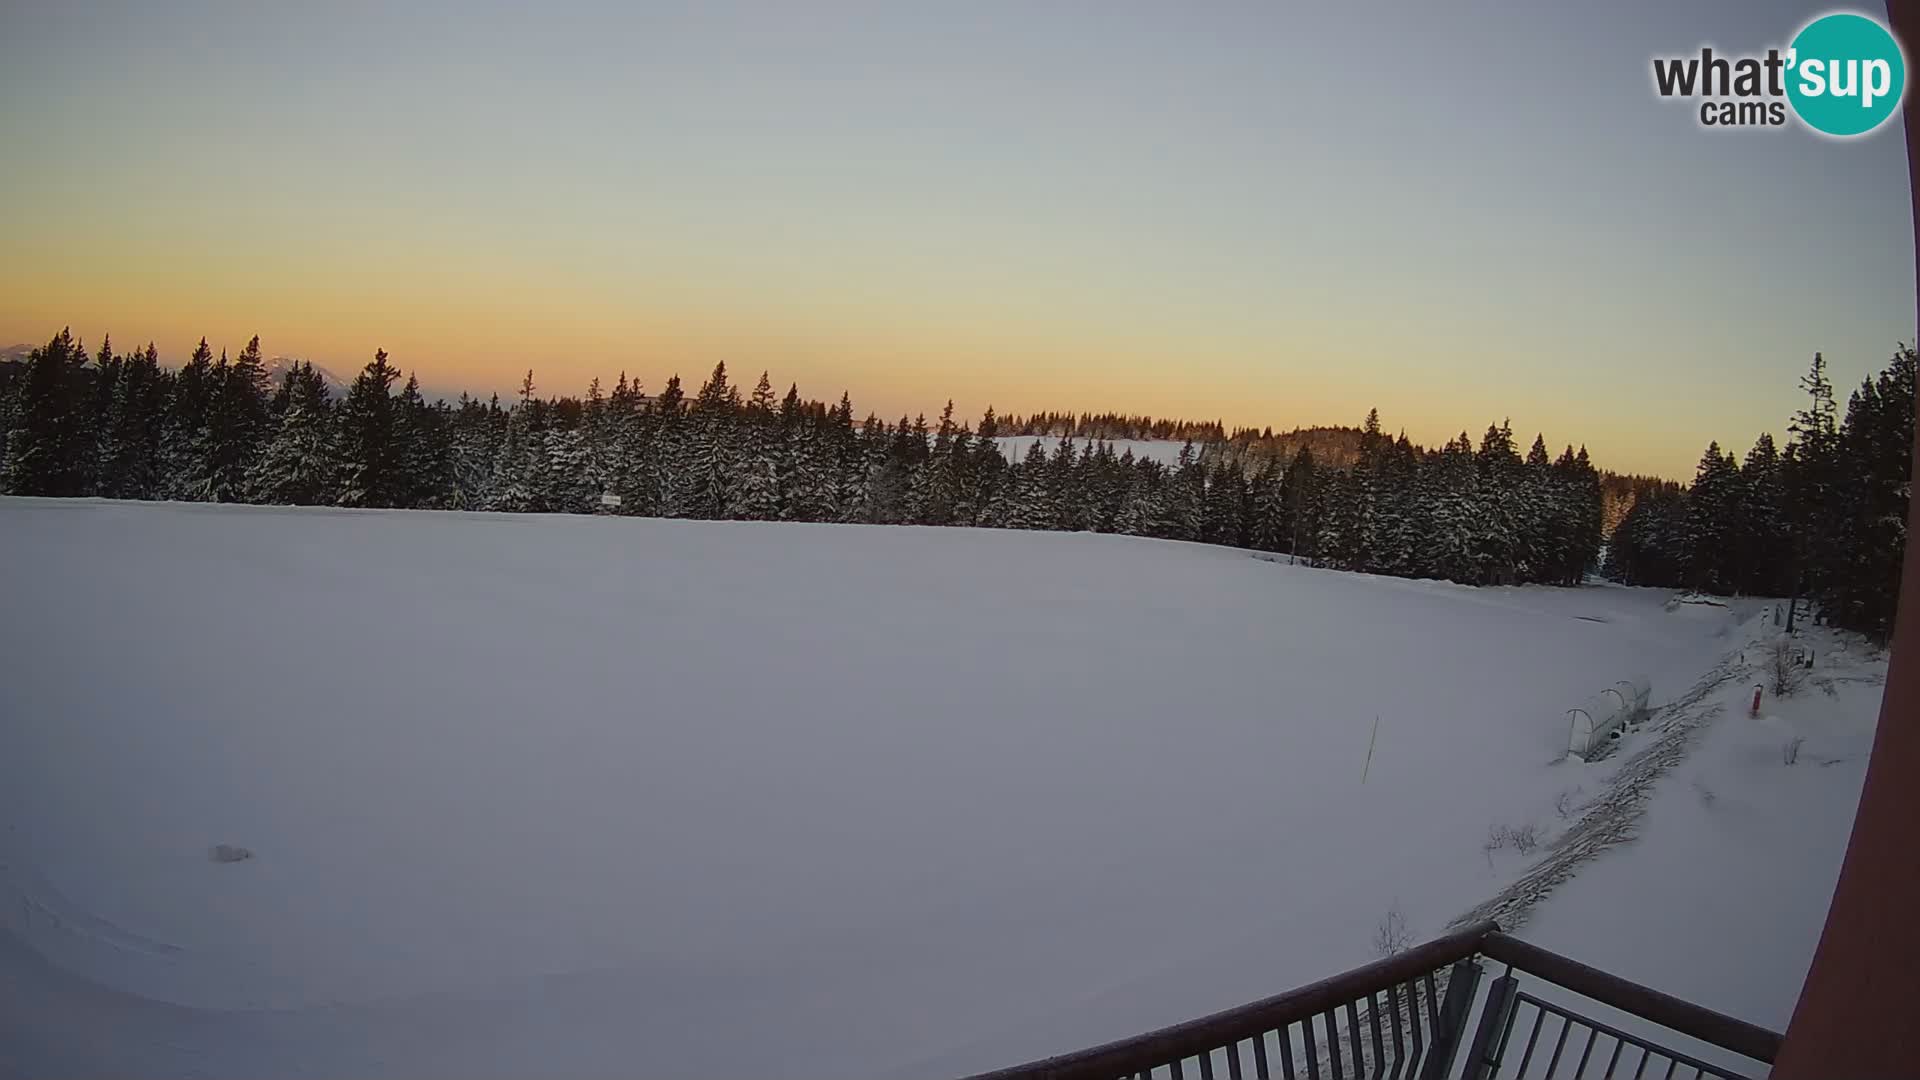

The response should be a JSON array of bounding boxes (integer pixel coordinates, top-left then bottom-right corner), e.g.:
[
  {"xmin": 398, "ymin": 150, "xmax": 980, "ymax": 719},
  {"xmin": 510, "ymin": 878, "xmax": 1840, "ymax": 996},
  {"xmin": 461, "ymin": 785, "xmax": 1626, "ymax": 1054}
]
[
  {"xmin": 0, "ymin": 498, "xmax": 1881, "ymax": 1079},
  {"xmin": 1511, "ymin": 622, "xmax": 1882, "ymax": 1070}
]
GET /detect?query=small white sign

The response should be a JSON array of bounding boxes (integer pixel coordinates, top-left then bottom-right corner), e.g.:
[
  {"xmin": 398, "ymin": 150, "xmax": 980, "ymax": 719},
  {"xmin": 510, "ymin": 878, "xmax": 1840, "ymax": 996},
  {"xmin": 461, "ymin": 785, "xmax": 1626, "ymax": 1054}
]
[{"xmin": 599, "ymin": 493, "xmax": 623, "ymax": 507}]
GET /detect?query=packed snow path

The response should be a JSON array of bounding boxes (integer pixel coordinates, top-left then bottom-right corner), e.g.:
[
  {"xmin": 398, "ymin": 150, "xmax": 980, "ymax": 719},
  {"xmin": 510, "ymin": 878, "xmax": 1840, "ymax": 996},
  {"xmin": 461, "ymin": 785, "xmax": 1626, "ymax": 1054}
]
[
  {"xmin": 1450, "ymin": 652, "xmax": 1747, "ymax": 937},
  {"xmin": 0, "ymin": 499, "xmax": 1873, "ymax": 1079}
]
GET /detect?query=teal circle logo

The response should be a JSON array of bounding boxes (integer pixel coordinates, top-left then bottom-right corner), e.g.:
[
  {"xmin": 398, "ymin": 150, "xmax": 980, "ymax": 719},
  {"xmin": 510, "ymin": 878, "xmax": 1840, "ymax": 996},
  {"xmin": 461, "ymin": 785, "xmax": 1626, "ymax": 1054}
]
[{"xmin": 1786, "ymin": 13, "xmax": 1907, "ymax": 136}]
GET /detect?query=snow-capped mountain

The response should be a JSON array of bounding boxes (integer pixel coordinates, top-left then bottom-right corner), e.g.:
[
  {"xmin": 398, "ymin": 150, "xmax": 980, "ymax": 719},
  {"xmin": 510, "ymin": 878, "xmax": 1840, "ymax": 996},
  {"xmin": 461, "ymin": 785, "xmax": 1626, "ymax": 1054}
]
[{"xmin": 262, "ymin": 355, "xmax": 349, "ymax": 396}]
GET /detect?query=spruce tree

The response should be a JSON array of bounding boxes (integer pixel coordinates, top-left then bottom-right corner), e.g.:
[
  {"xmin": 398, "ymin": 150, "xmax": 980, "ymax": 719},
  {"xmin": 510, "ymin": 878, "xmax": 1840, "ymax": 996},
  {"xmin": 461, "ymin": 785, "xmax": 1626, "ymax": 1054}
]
[
  {"xmin": 739, "ymin": 371, "xmax": 781, "ymax": 520},
  {"xmin": 1, "ymin": 329, "xmax": 92, "ymax": 496},
  {"xmin": 1681, "ymin": 442, "xmax": 1740, "ymax": 593},
  {"xmin": 162, "ymin": 339, "xmax": 217, "ymax": 500},
  {"xmin": 98, "ymin": 342, "xmax": 166, "ymax": 499},
  {"xmin": 206, "ymin": 335, "xmax": 270, "ymax": 502},
  {"xmin": 249, "ymin": 361, "xmax": 338, "ymax": 504},
  {"xmin": 337, "ymin": 349, "xmax": 403, "ymax": 508}
]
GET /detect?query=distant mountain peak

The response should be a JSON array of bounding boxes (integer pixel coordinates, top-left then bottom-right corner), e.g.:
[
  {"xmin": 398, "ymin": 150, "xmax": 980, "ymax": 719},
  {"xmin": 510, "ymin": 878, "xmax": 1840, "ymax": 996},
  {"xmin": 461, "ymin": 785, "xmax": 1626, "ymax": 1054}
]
[{"xmin": 263, "ymin": 355, "xmax": 348, "ymax": 394}]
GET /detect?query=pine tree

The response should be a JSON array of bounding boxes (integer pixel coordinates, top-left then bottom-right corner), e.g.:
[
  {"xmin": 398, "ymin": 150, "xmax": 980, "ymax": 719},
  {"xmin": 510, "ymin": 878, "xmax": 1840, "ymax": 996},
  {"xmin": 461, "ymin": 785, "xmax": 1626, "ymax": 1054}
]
[
  {"xmin": 1429, "ymin": 434, "xmax": 1479, "ymax": 581},
  {"xmin": 337, "ymin": 349, "xmax": 403, "ymax": 508},
  {"xmin": 1162, "ymin": 440, "xmax": 1202, "ymax": 541},
  {"xmin": 1, "ymin": 329, "xmax": 92, "ymax": 496},
  {"xmin": 1681, "ymin": 442, "xmax": 1741, "ymax": 593},
  {"xmin": 1735, "ymin": 432, "xmax": 1789, "ymax": 595},
  {"xmin": 1469, "ymin": 421, "xmax": 1522, "ymax": 583},
  {"xmin": 825, "ymin": 393, "xmax": 864, "ymax": 523},
  {"xmin": 1784, "ymin": 352, "xmax": 1840, "ymax": 610},
  {"xmin": 98, "ymin": 342, "xmax": 166, "ymax": 499},
  {"xmin": 161, "ymin": 339, "xmax": 217, "ymax": 500},
  {"xmin": 1816, "ymin": 347, "xmax": 1914, "ymax": 638},
  {"xmin": 971, "ymin": 407, "xmax": 1006, "ymax": 527},
  {"xmin": 248, "ymin": 361, "xmax": 338, "ymax": 504},
  {"xmin": 82, "ymin": 336, "xmax": 119, "ymax": 492},
  {"xmin": 1201, "ymin": 459, "xmax": 1246, "ymax": 547},
  {"xmin": 1371, "ymin": 437, "xmax": 1419, "ymax": 577},
  {"xmin": 1248, "ymin": 460, "xmax": 1287, "ymax": 552},
  {"xmin": 206, "ymin": 335, "xmax": 270, "ymax": 502},
  {"xmin": 393, "ymin": 373, "xmax": 452, "ymax": 508},
  {"xmin": 1009, "ymin": 438, "xmax": 1054, "ymax": 530},
  {"xmin": 685, "ymin": 362, "xmax": 741, "ymax": 519},
  {"xmin": 1283, "ymin": 446, "xmax": 1317, "ymax": 562},
  {"xmin": 543, "ymin": 424, "xmax": 596, "ymax": 513},
  {"xmin": 447, "ymin": 394, "xmax": 502, "ymax": 509},
  {"xmin": 913, "ymin": 400, "xmax": 962, "ymax": 526},
  {"xmin": 739, "ymin": 370, "xmax": 781, "ymax": 520}
]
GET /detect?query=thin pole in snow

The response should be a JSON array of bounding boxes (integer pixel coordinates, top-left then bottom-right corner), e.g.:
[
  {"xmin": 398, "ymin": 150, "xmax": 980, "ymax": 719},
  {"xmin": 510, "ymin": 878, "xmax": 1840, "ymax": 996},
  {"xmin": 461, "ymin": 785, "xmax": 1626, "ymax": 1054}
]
[{"xmin": 1362, "ymin": 715, "xmax": 1379, "ymax": 783}]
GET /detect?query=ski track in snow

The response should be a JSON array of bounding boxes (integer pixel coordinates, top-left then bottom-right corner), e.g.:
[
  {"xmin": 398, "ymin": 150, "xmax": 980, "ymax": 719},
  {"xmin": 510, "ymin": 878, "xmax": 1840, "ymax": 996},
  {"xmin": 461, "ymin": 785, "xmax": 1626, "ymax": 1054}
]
[
  {"xmin": 1448, "ymin": 652, "xmax": 1745, "ymax": 937},
  {"xmin": 1320, "ymin": 621, "xmax": 1882, "ymax": 1080}
]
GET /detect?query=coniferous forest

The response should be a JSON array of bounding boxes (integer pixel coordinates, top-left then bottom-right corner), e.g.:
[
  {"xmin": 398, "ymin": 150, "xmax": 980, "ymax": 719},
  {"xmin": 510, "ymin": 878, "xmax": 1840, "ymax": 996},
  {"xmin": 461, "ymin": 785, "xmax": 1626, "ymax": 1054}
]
[
  {"xmin": 0, "ymin": 328, "xmax": 1908, "ymax": 637},
  {"xmin": 1602, "ymin": 349, "xmax": 1914, "ymax": 641}
]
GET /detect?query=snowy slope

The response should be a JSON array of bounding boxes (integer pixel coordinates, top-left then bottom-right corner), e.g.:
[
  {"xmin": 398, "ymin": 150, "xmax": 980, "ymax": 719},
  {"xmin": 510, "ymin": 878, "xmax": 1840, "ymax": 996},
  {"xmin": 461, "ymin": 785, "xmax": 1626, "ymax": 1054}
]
[
  {"xmin": 261, "ymin": 355, "xmax": 348, "ymax": 396},
  {"xmin": 0, "ymin": 498, "xmax": 1868, "ymax": 1079},
  {"xmin": 993, "ymin": 435, "xmax": 1192, "ymax": 466}
]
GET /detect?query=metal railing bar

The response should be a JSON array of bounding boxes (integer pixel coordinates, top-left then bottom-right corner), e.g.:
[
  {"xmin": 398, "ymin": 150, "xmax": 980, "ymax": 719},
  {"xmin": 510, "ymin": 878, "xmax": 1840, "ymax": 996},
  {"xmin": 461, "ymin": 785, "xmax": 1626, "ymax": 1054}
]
[
  {"xmin": 1508, "ymin": 994, "xmax": 1754, "ymax": 1079},
  {"xmin": 1480, "ymin": 934, "xmax": 1779, "ymax": 1065},
  {"xmin": 1421, "ymin": 973, "xmax": 1442, "ymax": 1038},
  {"xmin": 1603, "ymin": 1035, "xmax": 1625, "ymax": 1079},
  {"xmin": 1403, "ymin": 980, "xmax": 1425, "ymax": 1070},
  {"xmin": 1303, "ymin": 1013, "xmax": 1322, "ymax": 1080},
  {"xmin": 1514, "ymin": 1000, "xmax": 1548, "ymax": 1078},
  {"xmin": 1384, "ymin": 984, "xmax": 1406, "ymax": 1080},
  {"xmin": 1345, "ymin": 999, "xmax": 1363, "ymax": 1078},
  {"xmin": 1366, "ymin": 990, "xmax": 1386, "ymax": 1080},
  {"xmin": 959, "ymin": 922, "xmax": 1497, "ymax": 1080},
  {"xmin": 1542, "ymin": 1013, "xmax": 1573, "ymax": 1079}
]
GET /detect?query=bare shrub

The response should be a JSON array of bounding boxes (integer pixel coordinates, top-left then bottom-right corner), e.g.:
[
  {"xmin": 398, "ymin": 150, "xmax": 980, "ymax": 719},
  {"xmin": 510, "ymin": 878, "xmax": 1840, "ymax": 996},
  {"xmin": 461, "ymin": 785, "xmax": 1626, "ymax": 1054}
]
[
  {"xmin": 1510, "ymin": 824, "xmax": 1539, "ymax": 855},
  {"xmin": 1482, "ymin": 823, "xmax": 1539, "ymax": 862},
  {"xmin": 1693, "ymin": 778, "xmax": 1717, "ymax": 807},
  {"xmin": 1782, "ymin": 736, "xmax": 1805, "ymax": 766},
  {"xmin": 1768, "ymin": 639, "xmax": 1807, "ymax": 697},
  {"xmin": 1815, "ymin": 677, "xmax": 1838, "ymax": 697},
  {"xmin": 1483, "ymin": 824, "xmax": 1512, "ymax": 865},
  {"xmin": 1554, "ymin": 787, "xmax": 1583, "ymax": 820},
  {"xmin": 1372, "ymin": 901, "xmax": 1413, "ymax": 958}
]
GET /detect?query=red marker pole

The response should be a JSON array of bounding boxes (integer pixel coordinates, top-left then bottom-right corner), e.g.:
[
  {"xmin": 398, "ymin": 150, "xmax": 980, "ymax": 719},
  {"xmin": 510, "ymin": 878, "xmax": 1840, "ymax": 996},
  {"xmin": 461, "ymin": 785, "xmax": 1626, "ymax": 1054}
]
[{"xmin": 1752, "ymin": 685, "xmax": 1764, "ymax": 718}]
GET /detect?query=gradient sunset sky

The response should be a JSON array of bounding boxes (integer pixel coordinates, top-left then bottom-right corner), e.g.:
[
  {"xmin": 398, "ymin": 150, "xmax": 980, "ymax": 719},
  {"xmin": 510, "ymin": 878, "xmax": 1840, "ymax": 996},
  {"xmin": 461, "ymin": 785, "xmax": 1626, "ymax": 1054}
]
[{"xmin": 2, "ymin": 1, "xmax": 1912, "ymax": 477}]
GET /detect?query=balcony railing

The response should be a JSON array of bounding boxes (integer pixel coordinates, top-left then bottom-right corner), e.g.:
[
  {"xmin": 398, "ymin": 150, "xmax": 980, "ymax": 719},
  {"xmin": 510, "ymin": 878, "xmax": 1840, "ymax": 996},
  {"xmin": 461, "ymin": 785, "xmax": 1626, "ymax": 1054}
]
[{"xmin": 959, "ymin": 921, "xmax": 1781, "ymax": 1080}]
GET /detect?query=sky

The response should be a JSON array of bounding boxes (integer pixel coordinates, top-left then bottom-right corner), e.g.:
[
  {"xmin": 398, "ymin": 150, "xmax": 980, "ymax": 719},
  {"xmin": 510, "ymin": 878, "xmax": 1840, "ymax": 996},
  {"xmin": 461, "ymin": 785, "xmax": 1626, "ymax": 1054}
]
[{"xmin": 1, "ymin": 0, "xmax": 1913, "ymax": 478}]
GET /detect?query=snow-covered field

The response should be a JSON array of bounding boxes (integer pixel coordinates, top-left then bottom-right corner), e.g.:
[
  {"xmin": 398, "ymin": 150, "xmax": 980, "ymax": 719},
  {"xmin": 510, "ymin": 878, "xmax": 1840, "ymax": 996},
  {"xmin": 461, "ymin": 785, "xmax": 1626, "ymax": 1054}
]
[{"xmin": 0, "ymin": 498, "xmax": 1881, "ymax": 1079}]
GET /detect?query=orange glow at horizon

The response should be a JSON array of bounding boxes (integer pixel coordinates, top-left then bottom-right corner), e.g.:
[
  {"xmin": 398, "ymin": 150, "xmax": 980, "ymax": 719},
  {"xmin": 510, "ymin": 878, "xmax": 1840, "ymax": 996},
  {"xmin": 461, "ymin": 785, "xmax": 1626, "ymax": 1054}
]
[{"xmin": 3, "ymin": 4, "xmax": 1913, "ymax": 481}]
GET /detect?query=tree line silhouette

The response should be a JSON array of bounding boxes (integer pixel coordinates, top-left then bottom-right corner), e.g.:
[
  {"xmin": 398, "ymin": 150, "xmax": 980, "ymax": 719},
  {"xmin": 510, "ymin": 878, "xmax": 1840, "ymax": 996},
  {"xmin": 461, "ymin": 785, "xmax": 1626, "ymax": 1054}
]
[{"xmin": 1, "ymin": 327, "xmax": 1906, "ymax": 630}]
